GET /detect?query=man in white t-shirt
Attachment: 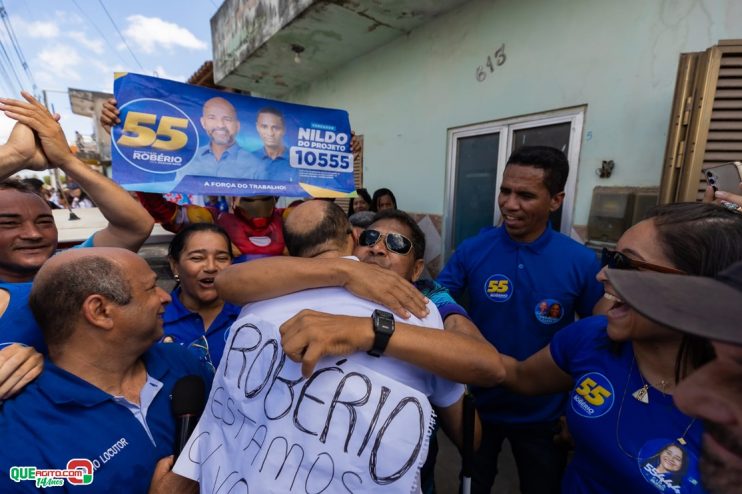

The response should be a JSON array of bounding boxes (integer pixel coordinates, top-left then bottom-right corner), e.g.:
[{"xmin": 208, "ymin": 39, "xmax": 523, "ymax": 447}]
[
  {"xmin": 175, "ymin": 200, "xmax": 466, "ymax": 493},
  {"xmin": 264, "ymin": 200, "xmax": 463, "ymax": 405},
  {"xmin": 246, "ymin": 199, "xmax": 466, "ymax": 439}
]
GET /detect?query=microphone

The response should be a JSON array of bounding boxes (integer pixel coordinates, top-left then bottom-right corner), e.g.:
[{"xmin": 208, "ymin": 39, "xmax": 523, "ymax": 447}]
[{"xmin": 171, "ymin": 375, "xmax": 206, "ymax": 459}]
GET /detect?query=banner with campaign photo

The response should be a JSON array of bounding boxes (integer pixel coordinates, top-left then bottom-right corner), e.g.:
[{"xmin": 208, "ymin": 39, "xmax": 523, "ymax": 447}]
[{"xmin": 110, "ymin": 72, "xmax": 355, "ymax": 198}]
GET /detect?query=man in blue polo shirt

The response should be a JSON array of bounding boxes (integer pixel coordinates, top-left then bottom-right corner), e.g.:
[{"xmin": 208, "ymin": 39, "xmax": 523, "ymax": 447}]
[
  {"xmin": 437, "ymin": 146, "xmax": 603, "ymax": 494},
  {"xmin": 0, "ymin": 247, "xmax": 211, "ymax": 493},
  {"xmin": 243, "ymin": 107, "xmax": 297, "ymax": 182},
  {"xmin": 182, "ymin": 96, "xmax": 254, "ymax": 180}
]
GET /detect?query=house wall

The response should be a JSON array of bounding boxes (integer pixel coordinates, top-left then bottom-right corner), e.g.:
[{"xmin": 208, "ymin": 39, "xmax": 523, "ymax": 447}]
[{"xmin": 276, "ymin": 0, "xmax": 742, "ymax": 227}]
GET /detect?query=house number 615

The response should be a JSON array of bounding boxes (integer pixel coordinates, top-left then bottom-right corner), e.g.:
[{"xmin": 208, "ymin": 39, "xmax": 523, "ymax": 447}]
[{"xmin": 476, "ymin": 44, "xmax": 506, "ymax": 82}]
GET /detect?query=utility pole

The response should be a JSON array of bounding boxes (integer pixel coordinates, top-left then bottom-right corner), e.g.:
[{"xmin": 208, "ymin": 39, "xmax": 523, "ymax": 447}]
[{"xmin": 41, "ymin": 89, "xmax": 64, "ymax": 193}]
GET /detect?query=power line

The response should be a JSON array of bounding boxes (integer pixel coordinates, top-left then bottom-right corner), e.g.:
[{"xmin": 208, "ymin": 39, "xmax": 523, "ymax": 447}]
[
  {"xmin": 0, "ymin": 58, "xmax": 19, "ymax": 96},
  {"xmin": 0, "ymin": 36, "xmax": 22, "ymax": 92},
  {"xmin": 0, "ymin": 17, "xmax": 24, "ymax": 93},
  {"xmin": 70, "ymin": 0, "xmax": 130, "ymax": 68},
  {"xmin": 0, "ymin": 0, "xmax": 37, "ymax": 96},
  {"xmin": 0, "ymin": 3, "xmax": 34, "ymax": 84},
  {"xmin": 96, "ymin": 0, "xmax": 144, "ymax": 71}
]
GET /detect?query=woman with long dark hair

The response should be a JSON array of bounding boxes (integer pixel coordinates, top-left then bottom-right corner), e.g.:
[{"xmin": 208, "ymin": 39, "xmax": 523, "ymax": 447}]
[
  {"xmin": 372, "ymin": 187, "xmax": 397, "ymax": 212},
  {"xmin": 347, "ymin": 188, "xmax": 372, "ymax": 216},
  {"xmin": 643, "ymin": 442, "xmax": 689, "ymax": 489},
  {"xmin": 500, "ymin": 203, "xmax": 742, "ymax": 493}
]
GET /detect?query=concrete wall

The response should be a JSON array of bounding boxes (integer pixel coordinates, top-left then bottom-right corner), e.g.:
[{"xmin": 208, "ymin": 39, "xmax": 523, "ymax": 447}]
[
  {"xmin": 274, "ymin": 0, "xmax": 742, "ymax": 225},
  {"xmin": 212, "ymin": 0, "xmax": 315, "ymax": 83}
]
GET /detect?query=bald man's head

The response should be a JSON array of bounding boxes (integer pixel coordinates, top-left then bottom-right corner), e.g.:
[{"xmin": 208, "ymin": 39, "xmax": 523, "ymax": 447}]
[
  {"xmin": 30, "ymin": 248, "xmax": 139, "ymax": 348},
  {"xmin": 201, "ymin": 97, "xmax": 239, "ymax": 148},
  {"xmin": 283, "ymin": 200, "xmax": 353, "ymax": 258}
]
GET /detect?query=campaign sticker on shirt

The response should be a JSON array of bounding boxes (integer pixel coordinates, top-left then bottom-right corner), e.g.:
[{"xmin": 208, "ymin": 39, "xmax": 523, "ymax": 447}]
[
  {"xmin": 483, "ymin": 274, "xmax": 513, "ymax": 302},
  {"xmin": 571, "ymin": 372, "xmax": 615, "ymax": 418},
  {"xmin": 534, "ymin": 299, "xmax": 564, "ymax": 324},
  {"xmin": 637, "ymin": 439, "xmax": 702, "ymax": 493}
]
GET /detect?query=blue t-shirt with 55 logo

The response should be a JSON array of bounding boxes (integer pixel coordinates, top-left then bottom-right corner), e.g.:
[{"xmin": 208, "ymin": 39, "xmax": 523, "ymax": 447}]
[{"xmin": 550, "ymin": 316, "xmax": 705, "ymax": 494}]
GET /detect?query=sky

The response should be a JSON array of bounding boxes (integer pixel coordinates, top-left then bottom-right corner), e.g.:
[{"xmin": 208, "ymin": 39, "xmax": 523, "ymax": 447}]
[{"xmin": 0, "ymin": 0, "xmax": 220, "ymax": 144}]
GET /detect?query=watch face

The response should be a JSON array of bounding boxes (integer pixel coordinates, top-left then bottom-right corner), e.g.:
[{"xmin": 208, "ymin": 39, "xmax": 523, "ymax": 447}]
[
  {"xmin": 373, "ymin": 310, "xmax": 394, "ymax": 334},
  {"xmin": 369, "ymin": 309, "xmax": 395, "ymax": 358}
]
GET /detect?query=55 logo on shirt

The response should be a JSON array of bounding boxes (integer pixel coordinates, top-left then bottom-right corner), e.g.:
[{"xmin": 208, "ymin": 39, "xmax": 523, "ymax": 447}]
[
  {"xmin": 484, "ymin": 274, "xmax": 513, "ymax": 302},
  {"xmin": 571, "ymin": 373, "xmax": 615, "ymax": 418}
]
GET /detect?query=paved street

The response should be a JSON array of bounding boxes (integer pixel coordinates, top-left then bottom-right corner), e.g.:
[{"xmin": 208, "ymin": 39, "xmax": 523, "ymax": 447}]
[{"xmin": 435, "ymin": 431, "xmax": 519, "ymax": 494}]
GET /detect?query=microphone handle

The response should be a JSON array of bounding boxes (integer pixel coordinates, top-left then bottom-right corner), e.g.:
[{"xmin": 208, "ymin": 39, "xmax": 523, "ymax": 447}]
[{"xmin": 174, "ymin": 414, "xmax": 197, "ymax": 459}]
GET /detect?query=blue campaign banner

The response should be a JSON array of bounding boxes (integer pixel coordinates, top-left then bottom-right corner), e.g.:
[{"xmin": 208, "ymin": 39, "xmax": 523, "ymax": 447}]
[{"xmin": 111, "ymin": 73, "xmax": 355, "ymax": 197}]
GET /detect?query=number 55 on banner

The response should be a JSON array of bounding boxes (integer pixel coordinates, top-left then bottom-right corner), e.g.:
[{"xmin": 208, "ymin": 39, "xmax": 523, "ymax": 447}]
[{"xmin": 112, "ymin": 98, "xmax": 200, "ymax": 174}]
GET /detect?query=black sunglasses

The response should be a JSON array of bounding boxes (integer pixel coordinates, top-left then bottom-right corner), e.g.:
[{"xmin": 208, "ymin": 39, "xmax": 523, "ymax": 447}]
[
  {"xmin": 358, "ymin": 229, "xmax": 413, "ymax": 255},
  {"xmin": 601, "ymin": 248, "xmax": 684, "ymax": 274}
]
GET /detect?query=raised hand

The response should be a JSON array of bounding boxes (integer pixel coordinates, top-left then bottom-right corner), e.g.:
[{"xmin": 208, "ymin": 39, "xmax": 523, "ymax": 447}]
[
  {"xmin": 0, "ymin": 91, "xmax": 74, "ymax": 167},
  {"xmin": 3, "ymin": 122, "xmax": 50, "ymax": 171}
]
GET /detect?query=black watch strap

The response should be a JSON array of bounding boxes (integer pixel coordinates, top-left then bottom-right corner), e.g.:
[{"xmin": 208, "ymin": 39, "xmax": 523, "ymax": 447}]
[{"xmin": 368, "ymin": 309, "xmax": 395, "ymax": 358}]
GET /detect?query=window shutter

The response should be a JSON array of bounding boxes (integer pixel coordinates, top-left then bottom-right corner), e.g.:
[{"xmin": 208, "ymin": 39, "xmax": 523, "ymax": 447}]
[{"xmin": 661, "ymin": 40, "xmax": 742, "ymax": 202}]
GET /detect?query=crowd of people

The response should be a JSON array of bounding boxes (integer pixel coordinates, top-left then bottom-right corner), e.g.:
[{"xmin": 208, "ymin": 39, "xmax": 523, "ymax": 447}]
[
  {"xmin": 20, "ymin": 177, "xmax": 95, "ymax": 210},
  {"xmin": 0, "ymin": 89, "xmax": 739, "ymax": 494}
]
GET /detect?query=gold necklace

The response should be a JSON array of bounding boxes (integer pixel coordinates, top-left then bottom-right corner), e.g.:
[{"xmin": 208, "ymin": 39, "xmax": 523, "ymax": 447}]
[
  {"xmin": 616, "ymin": 355, "xmax": 696, "ymax": 460},
  {"xmin": 631, "ymin": 379, "xmax": 670, "ymax": 404},
  {"xmin": 631, "ymin": 358, "xmax": 672, "ymax": 404}
]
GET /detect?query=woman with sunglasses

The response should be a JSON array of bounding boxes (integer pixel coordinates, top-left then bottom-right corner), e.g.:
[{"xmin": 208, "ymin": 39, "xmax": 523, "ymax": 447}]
[
  {"xmin": 500, "ymin": 202, "xmax": 742, "ymax": 494},
  {"xmin": 161, "ymin": 223, "xmax": 241, "ymax": 371}
]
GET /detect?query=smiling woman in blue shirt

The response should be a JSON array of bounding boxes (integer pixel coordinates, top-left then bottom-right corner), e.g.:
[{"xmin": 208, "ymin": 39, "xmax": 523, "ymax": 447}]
[
  {"xmin": 161, "ymin": 223, "xmax": 240, "ymax": 370},
  {"xmin": 500, "ymin": 202, "xmax": 742, "ymax": 494}
]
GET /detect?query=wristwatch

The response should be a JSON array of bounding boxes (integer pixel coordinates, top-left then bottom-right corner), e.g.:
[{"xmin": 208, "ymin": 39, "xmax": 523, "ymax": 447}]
[{"xmin": 367, "ymin": 309, "xmax": 395, "ymax": 357}]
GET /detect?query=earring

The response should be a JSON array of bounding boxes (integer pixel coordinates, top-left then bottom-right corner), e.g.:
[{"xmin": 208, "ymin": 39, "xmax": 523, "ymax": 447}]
[{"xmin": 174, "ymin": 274, "xmax": 180, "ymax": 282}]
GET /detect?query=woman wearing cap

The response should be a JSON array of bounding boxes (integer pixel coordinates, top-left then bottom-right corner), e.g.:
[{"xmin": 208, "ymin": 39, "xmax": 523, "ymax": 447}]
[
  {"xmin": 608, "ymin": 259, "xmax": 742, "ymax": 494},
  {"xmin": 501, "ymin": 202, "xmax": 742, "ymax": 494},
  {"xmin": 161, "ymin": 223, "xmax": 240, "ymax": 372}
]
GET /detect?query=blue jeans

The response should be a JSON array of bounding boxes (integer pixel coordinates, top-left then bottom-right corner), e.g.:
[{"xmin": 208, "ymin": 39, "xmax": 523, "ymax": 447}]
[{"xmin": 465, "ymin": 420, "xmax": 567, "ymax": 494}]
